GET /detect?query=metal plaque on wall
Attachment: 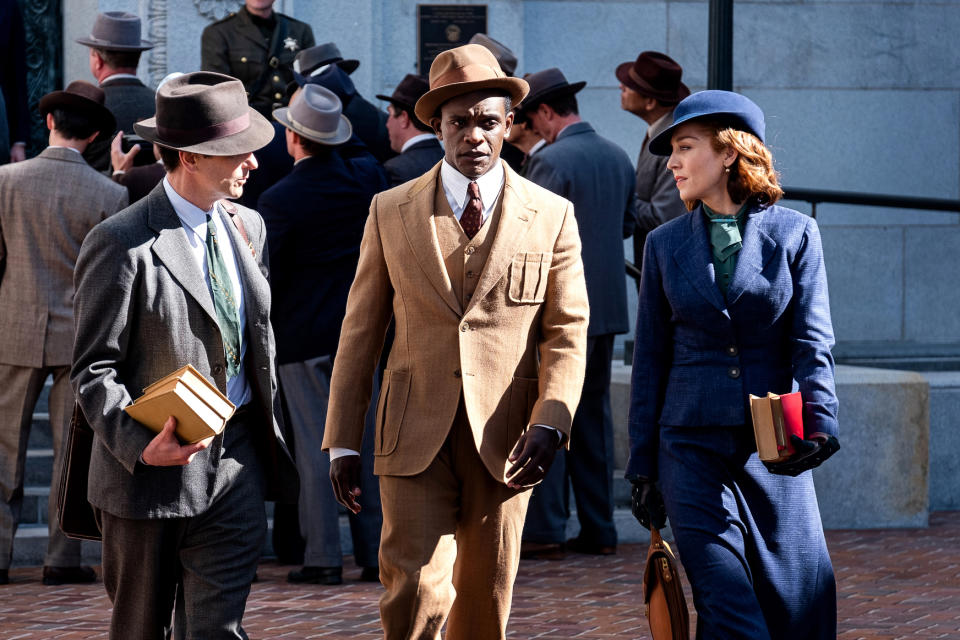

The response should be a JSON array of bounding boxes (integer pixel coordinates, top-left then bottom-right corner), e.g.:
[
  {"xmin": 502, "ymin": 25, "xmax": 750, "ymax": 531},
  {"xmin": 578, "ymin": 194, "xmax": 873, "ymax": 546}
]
[{"xmin": 417, "ymin": 4, "xmax": 487, "ymax": 75}]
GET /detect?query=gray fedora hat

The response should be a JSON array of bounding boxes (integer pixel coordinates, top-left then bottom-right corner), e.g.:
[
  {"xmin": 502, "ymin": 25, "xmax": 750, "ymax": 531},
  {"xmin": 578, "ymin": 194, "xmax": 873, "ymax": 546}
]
[
  {"xmin": 76, "ymin": 11, "xmax": 154, "ymax": 51},
  {"xmin": 293, "ymin": 42, "xmax": 359, "ymax": 81},
  {"xmin": 468, "ymin": 33, "xmax": 518, "ymax": 76},
  {"xmin": 273, "ymin": 84, "xmax": 352, "ymax": 146},
  {"xmin": 134, "ymin": 72, "xmax": 274, "ymax": 155}
]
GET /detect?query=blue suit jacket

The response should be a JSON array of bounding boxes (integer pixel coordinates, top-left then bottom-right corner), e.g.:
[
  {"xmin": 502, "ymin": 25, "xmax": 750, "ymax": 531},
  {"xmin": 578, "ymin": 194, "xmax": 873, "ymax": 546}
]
[
  {"xmin": 524, "ymin": 121, "xmax": 638, "ymax": 336},
  {"xmin": 626, "ymin": 203, "xmax": 839, "ymax": 480},
  {"xmin": 258, "ymin": 148, "xmax": 387, "ymax": 364}
]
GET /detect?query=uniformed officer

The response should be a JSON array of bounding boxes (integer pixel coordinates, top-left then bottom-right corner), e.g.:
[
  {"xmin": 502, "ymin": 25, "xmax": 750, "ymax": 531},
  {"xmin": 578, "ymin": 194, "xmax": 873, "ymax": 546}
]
[{"xmin": 201, "ymin": 0, "xmax": 315, "ymax": 116}]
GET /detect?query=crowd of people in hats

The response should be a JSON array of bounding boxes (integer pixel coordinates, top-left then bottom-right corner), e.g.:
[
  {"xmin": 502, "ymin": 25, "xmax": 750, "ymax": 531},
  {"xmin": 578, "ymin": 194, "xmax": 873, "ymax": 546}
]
[{"xmin": 0, "ymin": 1, "xmax": 842, "ymax": 638}]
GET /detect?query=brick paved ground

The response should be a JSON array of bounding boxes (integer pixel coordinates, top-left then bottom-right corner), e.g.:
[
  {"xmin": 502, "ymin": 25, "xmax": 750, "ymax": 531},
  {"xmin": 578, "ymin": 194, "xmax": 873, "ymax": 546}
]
[{"xmin": 2, "ymin": 512, "xmax": 959, "ymax": 639}]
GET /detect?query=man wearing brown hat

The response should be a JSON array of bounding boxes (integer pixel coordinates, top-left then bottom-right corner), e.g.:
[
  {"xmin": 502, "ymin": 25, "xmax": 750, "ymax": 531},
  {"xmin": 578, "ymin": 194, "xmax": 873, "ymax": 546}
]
[
  {"xmin": 616, "ymin": 51, "xmax": 690, "ymax": 271},
  {"xmin": 72, "ymin": 71, "xmax": 297, "ymax": 638},
  {"xmin": 202, "ymin": 0, "xmax": 315, "ymax": 117},
  {"xmin": 519, "ymin": 67, "xmax": 638, "ymax": 561},
  {"xmin": 0, "ymin": 81, "xmax": 127, "ymax": 586},
  {"xmin": 258, "ymin": 85, "xmax": 386, "ymax": 586},
  {"xmin": 76, "ymin": 11, "xmax": 157, "ymax": 172},
  {"xmin": 322, "ymin": 44, "xmax": 589, "ymax": 639},
  {"xmin": 376, "ymin": 74, "xmax": 442, "ymax": 186}
]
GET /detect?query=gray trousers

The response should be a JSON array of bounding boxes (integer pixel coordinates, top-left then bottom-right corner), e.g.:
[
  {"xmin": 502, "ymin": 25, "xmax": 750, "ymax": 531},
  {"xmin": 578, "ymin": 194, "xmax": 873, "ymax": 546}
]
[
  {"xmin": 97, "ymin": 408, "xmax": 267, "ymax": 640},
  {"xmin": 0, "ymin": 364, "xmax": 83, "ymax": 569},
  {"xmin": 279, "ymin": 355, "xmax": 381, "ymax": 568}
]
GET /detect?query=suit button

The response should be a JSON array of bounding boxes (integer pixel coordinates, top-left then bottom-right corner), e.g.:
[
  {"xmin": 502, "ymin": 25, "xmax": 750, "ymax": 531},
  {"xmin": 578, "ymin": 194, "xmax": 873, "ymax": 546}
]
[
  {"xmin": 726, "ymin": 345, "xmax": 739, "ymax": 357},
  {"xmin": 461, "ymin": 322, "xmax": 469, "ymax": 332},
  {"xmin": 240, "ymin": 56, "xmax": 248, "ymax": 63},
  {"xmin": 466, "ymin": 270, "xmax": 474, "ymax": 278},
  {"xmin": 464, "ymin": 246, "xmax": 475, "ymax": 255},
  {"xmin": 213, "ymin": 364, "xmax": 224, "ymax": 375},
  {"xmin": 454, "ymin": 369, "xmax": 461, "ymax": 378},
  {"xmin": 728, "ymin": 366, "xmax": 741, "ymax": 379},
  {"xmin": 274, "ymin": 92, "xmax": 283, "ymax": 100},
  {"xmin": 273, "ymin": 75, "xmax": 280, "ymax": 82}
]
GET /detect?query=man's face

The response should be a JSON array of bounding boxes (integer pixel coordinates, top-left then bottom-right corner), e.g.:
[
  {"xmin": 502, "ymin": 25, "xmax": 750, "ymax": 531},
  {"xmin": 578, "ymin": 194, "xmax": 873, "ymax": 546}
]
[
  {"xmin": 196, "ymin": 152, "xmax": 259, "ymax": 200},
  {"xmin": 431, "ymin": 91, "xmax": 512, "ymax": 179},
  {"xmin": 620, "ymin": 84, "xmax": 647, "ymax": 114},
  {"xmin": 386, "ymin": 104, "xmax": 405, "ymax": 154},
  {"xmin": 245, "ymin": 0, "xmax": 275, "ymax": 13},
  {"xmin": 525, "ymin": 105, "xmax": 552, "ymax": 143}
]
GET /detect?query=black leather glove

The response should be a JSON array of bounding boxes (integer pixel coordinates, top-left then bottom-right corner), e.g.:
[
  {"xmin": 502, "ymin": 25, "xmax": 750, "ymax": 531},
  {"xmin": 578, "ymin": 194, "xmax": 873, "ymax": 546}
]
[
  {"xmin": 765, "ymin": 434, "xmax": 840, "ymax": 477},
  {"xmin": 630, "ymin": 478, "xmax": 667, "ymax": 530}
]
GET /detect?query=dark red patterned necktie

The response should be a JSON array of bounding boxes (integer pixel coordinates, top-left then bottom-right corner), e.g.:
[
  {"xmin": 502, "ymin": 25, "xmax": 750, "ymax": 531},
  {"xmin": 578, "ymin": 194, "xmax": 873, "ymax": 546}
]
[{"xmin": 461, "ymin": 181, "xmax": 483, "ymax": 239}]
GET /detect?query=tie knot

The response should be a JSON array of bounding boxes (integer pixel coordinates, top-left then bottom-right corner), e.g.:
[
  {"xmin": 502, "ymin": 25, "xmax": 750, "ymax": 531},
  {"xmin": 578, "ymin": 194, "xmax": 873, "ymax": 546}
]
[{"xmin": 467, "ymin": 181, "xmax": 481, "ymax": 203}]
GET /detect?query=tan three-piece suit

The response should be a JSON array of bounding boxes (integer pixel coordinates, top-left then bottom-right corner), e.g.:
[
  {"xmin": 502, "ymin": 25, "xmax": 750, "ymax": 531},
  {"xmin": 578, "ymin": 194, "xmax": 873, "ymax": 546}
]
[{"xmin": 323, "ymin": 160, "xmax": 589, "ymax": 638}]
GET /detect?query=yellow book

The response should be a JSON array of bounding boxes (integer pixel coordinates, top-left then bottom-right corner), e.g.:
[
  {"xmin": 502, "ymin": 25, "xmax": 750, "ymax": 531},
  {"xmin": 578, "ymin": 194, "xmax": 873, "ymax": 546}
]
[
  {"xmin": 125, "ymin": 365, "xmax": 235, "ymax": 443},
  {"xmin": 748, "ymin": 394, "xmax": 785, "ymax": 462}
]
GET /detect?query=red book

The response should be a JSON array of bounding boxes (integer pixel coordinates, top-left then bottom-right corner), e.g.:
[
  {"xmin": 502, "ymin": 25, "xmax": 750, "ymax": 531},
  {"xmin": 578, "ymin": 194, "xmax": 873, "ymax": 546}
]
[{"xmin": 749, "ymin": 392, "xmax": 805, "ymax": 462}]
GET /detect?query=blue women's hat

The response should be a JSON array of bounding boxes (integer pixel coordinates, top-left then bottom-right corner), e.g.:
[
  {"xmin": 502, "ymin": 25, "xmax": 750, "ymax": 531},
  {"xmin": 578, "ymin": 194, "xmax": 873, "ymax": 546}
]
[{"xmin": 647, "ymin": 90, "xmax": 765, "ymax": 156}]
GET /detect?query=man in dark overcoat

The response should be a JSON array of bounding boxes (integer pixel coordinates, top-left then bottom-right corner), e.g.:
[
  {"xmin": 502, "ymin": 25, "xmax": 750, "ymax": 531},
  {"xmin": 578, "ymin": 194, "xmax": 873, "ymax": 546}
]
[
  {"xmin": 71, "ymin": 71, "xmax": 297, "ymax": 639},
  {"xmin": 201, "ymin": 0, "xmax": 315, "ymax": 117},
  {"xmin": 519, "ymin": 68, "xmax": 638, "ymax": 559},
  {"xmin": 377, "ymin": 74, "xmax": 443, "ymax": 186},
  {"xmin": 76, "ymin": 11, "xmax": 157, "ymax": 172},
  {"xmin": 258, "ymin": 84, "xmax": 387, "ymax": 585}
]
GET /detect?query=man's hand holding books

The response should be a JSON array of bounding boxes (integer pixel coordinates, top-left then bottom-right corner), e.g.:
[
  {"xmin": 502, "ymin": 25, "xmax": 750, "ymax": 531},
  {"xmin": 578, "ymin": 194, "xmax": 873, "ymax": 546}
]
[{"xmin": 140, "ymin": 415, "xmax": 216, "ymax": 466}]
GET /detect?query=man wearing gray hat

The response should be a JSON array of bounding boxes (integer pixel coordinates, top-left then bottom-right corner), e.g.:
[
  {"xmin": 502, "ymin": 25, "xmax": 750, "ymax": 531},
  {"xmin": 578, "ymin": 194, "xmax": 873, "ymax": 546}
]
[
  {"xmin": 258, "ymin": 85, "xmax": 386, "ymax": 586},
  {"xmin": 72, "ymin": 71, "xmax": 297, "ymax": 638},
  {"xmin": 76, "ymin": 11, "xmax": 156, "ymax": 173}
]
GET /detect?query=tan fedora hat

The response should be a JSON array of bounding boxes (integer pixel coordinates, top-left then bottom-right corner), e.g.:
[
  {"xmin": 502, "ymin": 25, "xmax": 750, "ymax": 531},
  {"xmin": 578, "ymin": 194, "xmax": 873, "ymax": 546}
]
[
  {"xmin": 134, "ymin": 71, "xmax": 274, "ymax": 155},
  {"xmin": 414, "ymin": 44, "xmax": 528, "ymax": 126}
]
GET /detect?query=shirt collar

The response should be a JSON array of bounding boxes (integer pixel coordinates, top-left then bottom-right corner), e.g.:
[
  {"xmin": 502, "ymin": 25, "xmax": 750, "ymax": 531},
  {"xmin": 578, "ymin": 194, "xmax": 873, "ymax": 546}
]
[
  {"xmin": 47, "ymin": 145, "xmax": 83, "ymax": 154},
  {"xmin": 528, "ymin": 139, "xmax": 547, "ymax": 157},
  {"xmin": 163, "ymin": 177, "xmax": 217, "ymax": 235},
  {"xmin": 100, "ymin": 73, "xmax": 140, "ymax": 85},
  {"xmin": 440, "ymin": 158, "xmax": 504, "ymax": 210},
  {"xmin": 401, "ymin": 133, "xmax": 437, "ymax": 154}
]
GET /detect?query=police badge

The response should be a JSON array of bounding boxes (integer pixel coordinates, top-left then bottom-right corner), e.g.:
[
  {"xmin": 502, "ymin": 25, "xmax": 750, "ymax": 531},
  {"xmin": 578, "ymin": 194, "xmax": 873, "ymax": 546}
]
[{"xmin": 284, "ymin": 37, "xmax": 299, "ymax": 51}]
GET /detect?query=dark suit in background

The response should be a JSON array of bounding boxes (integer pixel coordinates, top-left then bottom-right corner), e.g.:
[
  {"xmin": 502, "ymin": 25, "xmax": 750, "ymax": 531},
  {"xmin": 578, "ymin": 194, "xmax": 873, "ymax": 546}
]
[
  {"xmin": 112, "ymin": 161, "xmax": 165, "ymax": 204},
  {"xmin": 83, "ymin": 76, "xmax": 157, "ymax": 172},
  {"xmin": 237, "ymin": 121, "xmax": 293, "ymax": 209},
  {"xmin": 258, "ymin": 147, "xmax": 387, "ymax": 575},
  {"xmin": 311, "ymin": 66, "xmax": 393, "ymax": 164},
  {"xmin": 628, "ymin": 204, "xmax": 838, "ymax": 638},
  {"xmin": 383, "ymin": 136, "xmax": 443, "ymax": 187},
  {"xmin": 523, "ymin": 121, "xmax": 638, "ymax": 550},
  {"xmin": 0, "ymin": 0, "xmax": 28, "ymax": 163}
]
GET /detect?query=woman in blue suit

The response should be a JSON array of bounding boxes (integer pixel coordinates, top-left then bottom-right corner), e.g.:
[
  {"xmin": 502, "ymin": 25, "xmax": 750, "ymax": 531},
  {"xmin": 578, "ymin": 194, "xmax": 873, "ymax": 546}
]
[{"xmin": 627, "ymin": 91, "xmax": 840, "ymax": 639}]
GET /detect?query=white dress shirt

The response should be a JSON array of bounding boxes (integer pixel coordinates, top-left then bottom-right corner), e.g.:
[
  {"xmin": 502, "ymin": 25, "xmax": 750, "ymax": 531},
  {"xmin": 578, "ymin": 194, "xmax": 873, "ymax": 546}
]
[
  {"xmin": 162, "ymin": 178, "xmax": 252, "ymax": 408},
  {"xmin": 400, "ymin": 133, "xmax": 439, "ymax": 154}
]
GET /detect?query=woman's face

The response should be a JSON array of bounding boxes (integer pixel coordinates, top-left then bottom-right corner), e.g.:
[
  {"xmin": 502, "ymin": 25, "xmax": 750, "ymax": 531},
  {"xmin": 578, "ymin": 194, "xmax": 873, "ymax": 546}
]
[{"xmin": 666, "ymin": 121, "xmax": 735, "ymax": 208}]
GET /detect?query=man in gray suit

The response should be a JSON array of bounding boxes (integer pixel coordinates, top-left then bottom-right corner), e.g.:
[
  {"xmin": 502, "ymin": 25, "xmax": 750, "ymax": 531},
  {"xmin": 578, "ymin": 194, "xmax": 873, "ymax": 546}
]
[
  {"xmin": 520, "ymin": 68, "xmax": 638, "ymax": 559},
  {"xmin": 72, "ymin": 72, "xmax": 297, "ymax": 639},
  {"xmin": 615, "ymin": 51, "xmax": 690, "ymax": 274},
  {"xmin": 0, "ymin": 81, "xmax": 127, "ymax": 585},
  {"xmin": 76, "ymin": 11, "xmax": 156, "ymax": 172}
]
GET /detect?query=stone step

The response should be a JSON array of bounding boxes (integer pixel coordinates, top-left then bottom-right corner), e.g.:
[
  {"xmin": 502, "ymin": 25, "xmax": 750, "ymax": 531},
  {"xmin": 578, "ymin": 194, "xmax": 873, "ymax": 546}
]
[
  {"xmin": 26, "ymin": 413, "xmax": 52, "ymax": 449},
  {"xmin": 25, "ymin": 448, "xmax": 54, "ymax": 486}
]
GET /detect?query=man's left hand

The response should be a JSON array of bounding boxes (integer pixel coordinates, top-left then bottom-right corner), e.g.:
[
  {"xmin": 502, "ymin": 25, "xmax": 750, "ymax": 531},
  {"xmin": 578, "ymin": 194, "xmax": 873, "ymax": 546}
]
[{"xmin": 506, "ymin": 425, "xmax": 560, "ymax": 489}]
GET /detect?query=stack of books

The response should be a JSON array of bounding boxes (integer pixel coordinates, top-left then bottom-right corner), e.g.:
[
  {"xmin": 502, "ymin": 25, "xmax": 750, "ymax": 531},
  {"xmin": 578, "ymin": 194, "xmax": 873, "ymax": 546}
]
[
  {"xmin": 748, "ymin": 391, "xmax": 804, "ymax": 462},
  {"xmin": 125, "ymin": 364, "xmax": 235, "ymax": 443}
]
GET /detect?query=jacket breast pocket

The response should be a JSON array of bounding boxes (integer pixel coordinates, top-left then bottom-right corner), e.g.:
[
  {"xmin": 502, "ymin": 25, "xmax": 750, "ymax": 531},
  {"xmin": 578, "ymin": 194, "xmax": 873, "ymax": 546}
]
[
  {"xmin": 508, "ymin": 252, "xmax": 552, "ymax": 304},
  {"xmin": 375, "ymin": 369, "xmax": 410, "ymax": 456}
]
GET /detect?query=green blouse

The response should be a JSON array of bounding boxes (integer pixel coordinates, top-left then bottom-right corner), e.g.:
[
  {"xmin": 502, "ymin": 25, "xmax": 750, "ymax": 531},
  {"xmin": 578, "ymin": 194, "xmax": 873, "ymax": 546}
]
[{"xmin": 703, "ymin": 202, "xmax": 750, "ymax": 297}]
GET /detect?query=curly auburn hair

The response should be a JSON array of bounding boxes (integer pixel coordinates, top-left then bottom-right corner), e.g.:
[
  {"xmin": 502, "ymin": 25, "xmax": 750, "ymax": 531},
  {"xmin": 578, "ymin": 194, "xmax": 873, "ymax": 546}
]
[{"xmin": 682, "ymin": 119, "xmax": 784, "ymax": 211}]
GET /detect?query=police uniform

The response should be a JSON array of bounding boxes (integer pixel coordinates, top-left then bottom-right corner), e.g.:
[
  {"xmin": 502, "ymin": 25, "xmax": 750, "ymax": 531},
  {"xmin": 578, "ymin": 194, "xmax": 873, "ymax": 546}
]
[{"xmin": 201, "ymin": 7, "xmax": 315, "ymax": 116}]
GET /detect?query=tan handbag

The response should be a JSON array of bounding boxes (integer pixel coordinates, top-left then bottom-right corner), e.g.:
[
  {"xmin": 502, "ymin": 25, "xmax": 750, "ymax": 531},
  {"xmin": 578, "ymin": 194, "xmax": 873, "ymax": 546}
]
[{"xmin": 643, "ymin": 527, "xmax": 690, "ymax": 640}]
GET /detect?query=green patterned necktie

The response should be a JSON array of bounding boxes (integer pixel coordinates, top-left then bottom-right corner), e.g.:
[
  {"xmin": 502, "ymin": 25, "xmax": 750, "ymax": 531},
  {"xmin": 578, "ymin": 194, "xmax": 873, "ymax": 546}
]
[{"xmin": 206, "ymin": 213, "xmax": 242, "ymax": 378}]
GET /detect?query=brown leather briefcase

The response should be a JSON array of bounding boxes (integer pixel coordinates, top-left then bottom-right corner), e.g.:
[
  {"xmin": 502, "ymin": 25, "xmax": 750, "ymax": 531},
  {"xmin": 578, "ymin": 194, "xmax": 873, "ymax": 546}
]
[
  {"xmin": 643, "ymin": 527, "xmax": 690, "ymax": 640},
  {"xmin": 56, "ymin": 404, "xmax": 102, "ymax": 541}
]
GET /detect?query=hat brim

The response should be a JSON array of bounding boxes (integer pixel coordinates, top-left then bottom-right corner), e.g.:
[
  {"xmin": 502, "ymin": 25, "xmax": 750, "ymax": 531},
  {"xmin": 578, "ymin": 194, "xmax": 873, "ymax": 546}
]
[
  {"xmin": 648, "ymin": 110, "xmax": 758, "ymax": 156},
  {"xmin": 615, "ymin": 62, "xmax": 689, "ymax": 104},
  {"xmin": 521, "ymin": 81, "xmax": 586, "ymax": 111},
  {"xmin": 75, "ymin": 36, "xmax": 154, "ymax": 51},
  {"xmin": 338, "ymin": 59, "xmax": 360, "ymax": 75},
  {"xmin": 38, "ymin": 91, "xmax": 116, "ymax": 141},
  {"xmin": 133, "ymin": 107, "xmax": 275, "ymax": 155},
  {"xmin": 414, "ymin": 77, "xmax": 528, "ymax": 126},
  {"xmin": 272, "ymin": 108, "xmax": 353, "ymax": 146}
]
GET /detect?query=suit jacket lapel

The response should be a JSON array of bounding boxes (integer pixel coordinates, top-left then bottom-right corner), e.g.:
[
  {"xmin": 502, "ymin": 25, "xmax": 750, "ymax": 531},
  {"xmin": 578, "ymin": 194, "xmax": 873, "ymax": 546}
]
[
  {"xmin": 726, "ymin": 207, "xmax": 777, "ymax": 306},
  {"xmin": 467, "ymin": 163, "xmax": 538, "ymax": 314},
  {"xmin": 397, "ymin": 164, "xmax": 462, "ymax": 316},
  {"xmin": 146, "ymin": 186, "xmax": 219, "ymax": 324},
  {"xmin": 674, "ymin": 208, "xmax": 729, "ymax": 316}
]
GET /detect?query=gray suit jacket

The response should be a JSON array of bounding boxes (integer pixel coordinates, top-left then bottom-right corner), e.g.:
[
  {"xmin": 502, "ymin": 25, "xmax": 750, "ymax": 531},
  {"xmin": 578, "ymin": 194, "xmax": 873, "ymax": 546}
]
[
  {"xmin": 524, "ymin": 121, "xmax": 638, "ymax": 336},
  {"xmin": 71, "ymin": 183, "xmax": 297, "ymax": 519},
  {"xmin": 0, "ymin": 146, "xmax": 127, "ymax": 367},
  {"xmin": 83, "ymin": 76, "xmax": 157, "ymax": 173},
  {"xmin": 633, "ymin": 113, "xmax": 688, "ymax": 266}
]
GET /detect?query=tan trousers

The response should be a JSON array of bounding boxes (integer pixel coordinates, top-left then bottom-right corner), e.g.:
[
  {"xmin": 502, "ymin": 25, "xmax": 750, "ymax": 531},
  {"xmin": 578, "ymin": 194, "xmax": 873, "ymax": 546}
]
[
  {"xmin": 0, "ymin": 364, "xmax": 82, "ymax": 569},
  {"xmin": 378, "ymin": 403, "xmax": 532, "ymax": 640}
]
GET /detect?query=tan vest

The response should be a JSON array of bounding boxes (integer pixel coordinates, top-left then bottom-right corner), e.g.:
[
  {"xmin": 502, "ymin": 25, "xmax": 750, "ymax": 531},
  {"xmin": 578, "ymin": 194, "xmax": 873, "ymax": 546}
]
[{"xmin": 433, "ymin": 177, "xmax": 504, "ymax": 310}]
